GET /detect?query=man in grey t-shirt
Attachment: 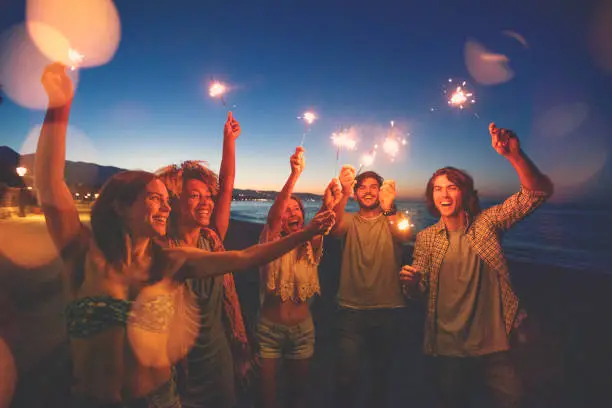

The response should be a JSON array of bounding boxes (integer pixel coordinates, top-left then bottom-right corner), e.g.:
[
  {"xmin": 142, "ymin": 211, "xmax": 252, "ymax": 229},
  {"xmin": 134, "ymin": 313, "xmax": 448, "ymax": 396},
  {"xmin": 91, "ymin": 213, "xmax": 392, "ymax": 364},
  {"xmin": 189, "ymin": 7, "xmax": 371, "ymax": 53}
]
[{"xmin": 330, "ymin": 168, "xmax": 412, "ymax": 408}]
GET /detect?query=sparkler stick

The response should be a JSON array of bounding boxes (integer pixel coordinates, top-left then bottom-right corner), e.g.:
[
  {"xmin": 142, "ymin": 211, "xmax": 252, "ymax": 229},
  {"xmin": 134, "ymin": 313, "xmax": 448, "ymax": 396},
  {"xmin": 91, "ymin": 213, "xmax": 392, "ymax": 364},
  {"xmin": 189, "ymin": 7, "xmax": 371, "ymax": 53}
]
[
  {"xmin": 298, "ymin": 111, "xmax": 316, "ymax": 146},
  {"xmin": 209, "ymin": 81, "xmax": 228, "ymax": 107},
  {"xmin": 331, "ymin": 127, "xmax": 356, "ymax": 176}
]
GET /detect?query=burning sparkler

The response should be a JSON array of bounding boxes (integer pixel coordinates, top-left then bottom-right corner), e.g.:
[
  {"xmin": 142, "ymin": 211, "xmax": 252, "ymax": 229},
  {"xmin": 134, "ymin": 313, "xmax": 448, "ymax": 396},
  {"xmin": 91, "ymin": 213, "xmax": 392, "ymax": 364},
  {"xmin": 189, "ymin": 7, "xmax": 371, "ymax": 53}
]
[
  {"xmin": 445, "ymin": 78, "xmax": 476, "ymax": 110},
  {"xmin": 357, "ymin": 146, "xmax": 377, "ymax": 175},
  {"xmin": 298, "ymin": 111, "xmax": 317, "ymax": 146},
  {"xmin": 395, "ymin": 211, "xmax": 414, "ymax": 231},
  {"xmin": 331, "ymin": 127, "xmax": 357, "ymax": 175},
  {"xmin": 68, "ymin": 48, "xmax": 84, "ymax": 71},
  {"xmin": 381, "ymin": 120, "xmax": 408, "ymax": 162},
  {"xmin": 209, "ymin": 81, "xmax": 228, "ymax": 106}
]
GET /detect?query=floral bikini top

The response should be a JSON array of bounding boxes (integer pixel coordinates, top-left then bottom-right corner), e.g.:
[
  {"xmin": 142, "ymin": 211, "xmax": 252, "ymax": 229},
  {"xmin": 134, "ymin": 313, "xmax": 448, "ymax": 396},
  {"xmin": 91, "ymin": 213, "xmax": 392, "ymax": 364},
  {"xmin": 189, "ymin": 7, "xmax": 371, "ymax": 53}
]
[{"xmin": 65, "ymin": 244, "xmax": 176, "ymax": 338}]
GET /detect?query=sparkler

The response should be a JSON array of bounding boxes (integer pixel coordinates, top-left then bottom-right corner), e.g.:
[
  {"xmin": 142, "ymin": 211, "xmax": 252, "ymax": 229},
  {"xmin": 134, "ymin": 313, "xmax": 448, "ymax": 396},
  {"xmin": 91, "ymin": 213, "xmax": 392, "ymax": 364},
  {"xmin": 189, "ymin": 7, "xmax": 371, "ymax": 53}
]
[
  {"xmin": 445, "ymin": 78, "xmax": 476, "ymax": 110},
  {"xmin": 381, "ymin": 120, "xmax": 407, "ymax": 163},
  {"xmin": 394, "ymin": 211, "xmax": 414, "ymax": 231},
  {"xmin": 331, "ymin": 127, "xmax": 357, "ymax": 175},
  {"xmin": 357, "ymin": 146, "xmax": 377, "ymax": 175},
  {"xmin": 209, "ymin": 81, "xmax": 228, "ymax": 106},
  {"xmin": 68, "ymin": 48, "xmax": 84, "ymax": 71},
  {"xmin": 298, "ymin": 111, "xmax": 317, "ymax": 146}
]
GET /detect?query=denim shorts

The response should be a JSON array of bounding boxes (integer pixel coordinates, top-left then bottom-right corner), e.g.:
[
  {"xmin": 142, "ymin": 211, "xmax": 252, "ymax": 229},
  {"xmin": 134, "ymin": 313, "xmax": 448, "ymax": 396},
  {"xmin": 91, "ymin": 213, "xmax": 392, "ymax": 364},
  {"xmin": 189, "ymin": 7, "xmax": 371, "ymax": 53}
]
[{"xmin": 255, "ymin": 316, "xmax": 315, "ymax": 360}]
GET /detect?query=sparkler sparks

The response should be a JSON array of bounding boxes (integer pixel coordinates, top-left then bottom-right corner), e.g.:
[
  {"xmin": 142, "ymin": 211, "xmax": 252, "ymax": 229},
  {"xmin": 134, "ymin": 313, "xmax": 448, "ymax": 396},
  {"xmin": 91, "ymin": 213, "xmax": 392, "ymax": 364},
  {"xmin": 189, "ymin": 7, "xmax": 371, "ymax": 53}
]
[
  {"xmin": 331, "ymin": 127, "xmax": 357, "ymax": 175},
  {"xmin": 331, "ymin": 129, "xmax": 357, "ymax": 150},
  {"xmin": 68, "ymin": 48, "xmax": 84, "ymax": 71},
  {"xmin": 380, "ymin": 120, "xmax": 408, "ymax": 162},
  {"xmin": 301, "ymin": 111, "xmax": 316, "ymax": 125},
  {"xmin": 209, "ymin": 81, "xmax": 226, "ymax": 98},
  {"xmin": 445, "ymin": 78, "xmax": 476, "ymax": 110},
  {"xmin": 395, "ymin": 211, "xmax": 414, "ymax": 231},
  {"xmin": 357, "ymin": 146, "xmax": 378, "ymax": 175},
  {"xmin": 298, "ymin": 111, "xmax": 317, "ymax": 146}
]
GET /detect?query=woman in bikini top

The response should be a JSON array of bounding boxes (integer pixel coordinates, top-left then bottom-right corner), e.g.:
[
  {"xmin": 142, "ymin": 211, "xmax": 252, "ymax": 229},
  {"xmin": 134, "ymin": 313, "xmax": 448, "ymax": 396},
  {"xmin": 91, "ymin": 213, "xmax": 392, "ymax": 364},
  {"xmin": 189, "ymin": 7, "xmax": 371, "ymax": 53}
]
[{"xmin": 37, "ymin": 63, "xmax": 336, "ymax": 408}]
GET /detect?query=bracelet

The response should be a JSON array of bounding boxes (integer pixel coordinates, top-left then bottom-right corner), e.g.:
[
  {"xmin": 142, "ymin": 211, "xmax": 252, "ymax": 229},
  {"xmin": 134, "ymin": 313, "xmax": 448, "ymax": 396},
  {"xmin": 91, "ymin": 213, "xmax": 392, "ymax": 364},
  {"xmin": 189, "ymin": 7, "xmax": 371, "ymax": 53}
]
[{"xmin": 382, "ymin": 208, "xmax": 396, "ymax": 216}]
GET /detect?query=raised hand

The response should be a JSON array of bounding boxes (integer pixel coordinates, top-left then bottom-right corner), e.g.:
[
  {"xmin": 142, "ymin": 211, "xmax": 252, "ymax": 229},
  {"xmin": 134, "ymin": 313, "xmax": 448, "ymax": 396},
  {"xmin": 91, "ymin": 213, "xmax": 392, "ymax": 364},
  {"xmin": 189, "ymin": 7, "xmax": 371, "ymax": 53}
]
[
  {"xmin": 489, "ymin": 122, "xmax": 520, "ymax": 158},
  {"xmin": 290, "ymin": 146, "xmax": 305, "ymax": 176},
  {"xmin": 41, "ymin": 62, "xmax": 74, "ymax": 107},
  {"xmin": 224, "ymin": 111, "xmax": 241, "ymax": 140},
  {"xmin": 379, "ymin": 179, "xmax": 396, "ymax": 211},
  {"xmin": 323, "ymin": 178, "xmax": 342, "ymax": 210},
  {"xmin": 307, "ymin": 210, "xmax": 336, "ymax": 235},
  {"xmin": 338, "ymin": 165, "xmax": 356, "ymax": 195}
]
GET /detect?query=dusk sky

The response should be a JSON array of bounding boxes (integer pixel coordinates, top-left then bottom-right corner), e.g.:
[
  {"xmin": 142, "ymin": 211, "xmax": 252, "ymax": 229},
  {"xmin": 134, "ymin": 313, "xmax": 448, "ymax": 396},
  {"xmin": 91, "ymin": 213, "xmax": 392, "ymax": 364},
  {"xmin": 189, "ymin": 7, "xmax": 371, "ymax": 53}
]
[{"xmin": 1, "ymin": 0, "xmax": 611, "ymax": 199}]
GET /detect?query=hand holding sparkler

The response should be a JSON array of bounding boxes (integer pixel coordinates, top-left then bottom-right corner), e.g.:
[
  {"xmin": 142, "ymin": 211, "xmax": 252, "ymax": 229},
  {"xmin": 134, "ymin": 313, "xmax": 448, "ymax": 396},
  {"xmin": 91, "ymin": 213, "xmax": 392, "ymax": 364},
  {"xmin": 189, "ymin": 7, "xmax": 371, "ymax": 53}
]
[
  {"xmin": 338, "ymin": 165, "xmax": 356, "ymax": 195},
  {"xmin": 224, "ymin": 111, "xmax": 241, "ymax": 140},
  {"xmin": 379, "ymin": 180, "xmax": 396, "ymax": 211},
  {"xmin": 290, "ymin": 146, "xmax": 305, "ymax": 176},
  {"xmin": 306, "ymin": 210, "xmax": 336, "ymax": 236},
  {"xmin": 41, "ymin": 62, "xmax": 74, "ymax": 107},
  {"xmin": 323, "ymin": 178, "xmax": 343, "ymax": 210},
  {"xmin": 489, "ymin": 122, "xmax": 520, "ymax": 157}
]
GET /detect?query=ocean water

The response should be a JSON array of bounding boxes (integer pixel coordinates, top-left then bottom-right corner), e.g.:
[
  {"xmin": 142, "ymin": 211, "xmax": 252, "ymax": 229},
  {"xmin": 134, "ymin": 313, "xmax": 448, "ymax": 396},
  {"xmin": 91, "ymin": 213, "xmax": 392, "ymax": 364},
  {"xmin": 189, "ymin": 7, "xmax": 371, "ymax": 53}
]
[{"xmin": 230, "ymin": 199, "xmax": 611, "ymax": 274}]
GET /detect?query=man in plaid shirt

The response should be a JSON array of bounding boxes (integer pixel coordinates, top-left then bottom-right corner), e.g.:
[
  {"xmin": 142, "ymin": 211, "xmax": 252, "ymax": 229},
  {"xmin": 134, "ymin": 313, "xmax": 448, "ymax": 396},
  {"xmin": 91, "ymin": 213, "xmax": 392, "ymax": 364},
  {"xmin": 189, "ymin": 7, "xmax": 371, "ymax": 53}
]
[{"xmin": 401, "ymin": 123, "xmax": 553, "ymax": 408}]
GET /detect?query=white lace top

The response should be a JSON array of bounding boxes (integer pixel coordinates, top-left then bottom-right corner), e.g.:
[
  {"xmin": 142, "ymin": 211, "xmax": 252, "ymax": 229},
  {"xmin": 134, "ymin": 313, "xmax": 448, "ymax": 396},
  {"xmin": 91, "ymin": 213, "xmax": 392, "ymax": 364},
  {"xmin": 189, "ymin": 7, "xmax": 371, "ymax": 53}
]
[{"xmin": 258, "ymin": 224, "xmax": 323, "ymax": 302}]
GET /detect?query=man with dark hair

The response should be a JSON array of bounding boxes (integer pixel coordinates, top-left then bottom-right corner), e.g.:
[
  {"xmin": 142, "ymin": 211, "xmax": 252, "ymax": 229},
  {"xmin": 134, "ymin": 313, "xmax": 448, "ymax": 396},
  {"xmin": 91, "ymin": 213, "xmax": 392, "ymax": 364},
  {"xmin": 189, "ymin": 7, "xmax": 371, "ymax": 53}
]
[
  {"xmin": 401, "ymin": 123, "xmax": 554, "ymax": 408},
  {"xmin": 330, "ymin": 167, "xmax": 412, "ymax": 408},
  {"xmin": 157, "ymin": 112, "xmax": 248, "ymax": 408}
]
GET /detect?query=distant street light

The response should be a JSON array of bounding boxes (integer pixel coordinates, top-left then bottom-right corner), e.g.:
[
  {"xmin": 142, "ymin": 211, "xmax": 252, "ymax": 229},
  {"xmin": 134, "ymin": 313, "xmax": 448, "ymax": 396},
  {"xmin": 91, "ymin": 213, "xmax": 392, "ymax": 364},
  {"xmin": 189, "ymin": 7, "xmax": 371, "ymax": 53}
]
[{"xmin": 16, "ymin": 167, "xmax": 27, "ymax": 177}]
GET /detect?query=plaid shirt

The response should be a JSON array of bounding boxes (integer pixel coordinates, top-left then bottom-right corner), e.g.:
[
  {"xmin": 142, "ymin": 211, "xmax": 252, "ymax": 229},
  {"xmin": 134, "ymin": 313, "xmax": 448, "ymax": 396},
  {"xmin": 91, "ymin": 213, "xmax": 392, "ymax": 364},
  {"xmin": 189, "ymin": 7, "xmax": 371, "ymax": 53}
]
[{"xmin": 410, "ymin": 186, "xmax": 551, "ymax": 355}]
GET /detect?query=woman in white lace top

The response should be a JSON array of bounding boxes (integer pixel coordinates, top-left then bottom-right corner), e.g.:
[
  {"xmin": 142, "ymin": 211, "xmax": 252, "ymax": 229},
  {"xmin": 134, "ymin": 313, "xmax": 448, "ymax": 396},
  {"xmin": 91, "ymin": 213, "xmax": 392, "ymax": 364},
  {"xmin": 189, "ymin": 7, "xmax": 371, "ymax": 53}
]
[{"xmin": 256, "ymin": 147, "xmax": 341, "ymax": 408}]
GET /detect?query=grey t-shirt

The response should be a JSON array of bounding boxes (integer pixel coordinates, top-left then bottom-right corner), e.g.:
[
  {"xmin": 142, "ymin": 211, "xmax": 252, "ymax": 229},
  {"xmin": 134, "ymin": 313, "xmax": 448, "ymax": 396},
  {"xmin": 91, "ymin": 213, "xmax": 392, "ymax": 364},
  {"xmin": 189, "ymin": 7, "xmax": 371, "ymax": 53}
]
[
  {"xmin": 435, "ymin": 229, "xmax": 509, "ymax": 356},
  {"xmin": 337, "ymin": 213, "xmax": 406, "ymax": 309}
]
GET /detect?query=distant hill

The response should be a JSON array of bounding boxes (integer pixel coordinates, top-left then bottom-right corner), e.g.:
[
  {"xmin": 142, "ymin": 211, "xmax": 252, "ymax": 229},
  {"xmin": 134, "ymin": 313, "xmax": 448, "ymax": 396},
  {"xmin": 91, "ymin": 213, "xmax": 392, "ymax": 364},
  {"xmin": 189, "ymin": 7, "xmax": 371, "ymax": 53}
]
[
  {"xmin": 0, "ymin": 146, "xmax": 26, "ymax": 187},
  {"xmin": 0, "ymin": 146, "xmax": 322, "ymax": 200}
]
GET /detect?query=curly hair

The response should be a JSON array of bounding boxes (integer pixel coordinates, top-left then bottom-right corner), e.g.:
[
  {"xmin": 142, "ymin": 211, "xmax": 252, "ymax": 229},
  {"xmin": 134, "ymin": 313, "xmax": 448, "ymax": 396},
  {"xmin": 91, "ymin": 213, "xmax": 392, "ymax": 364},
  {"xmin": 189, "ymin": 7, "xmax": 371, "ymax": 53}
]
[
  {"xmin": 425, "ymin": 167, "xmax": 481, "ymax": 218},
  {"xmin": 156, "ymin": 161, "xmax": 220, "ymax": 234},
  {"xmin": 155, "ymin": 160, "xmax": 219, "ymax": 199}
]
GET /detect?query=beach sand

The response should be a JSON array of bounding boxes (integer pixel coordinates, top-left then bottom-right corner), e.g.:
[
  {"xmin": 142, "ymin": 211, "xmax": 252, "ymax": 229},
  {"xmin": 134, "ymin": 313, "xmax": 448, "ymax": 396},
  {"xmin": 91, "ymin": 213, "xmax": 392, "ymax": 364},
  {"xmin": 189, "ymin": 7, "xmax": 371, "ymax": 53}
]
[{"xmin": 3, "ymin": 218, "xmax": 612, "ymax": 407}]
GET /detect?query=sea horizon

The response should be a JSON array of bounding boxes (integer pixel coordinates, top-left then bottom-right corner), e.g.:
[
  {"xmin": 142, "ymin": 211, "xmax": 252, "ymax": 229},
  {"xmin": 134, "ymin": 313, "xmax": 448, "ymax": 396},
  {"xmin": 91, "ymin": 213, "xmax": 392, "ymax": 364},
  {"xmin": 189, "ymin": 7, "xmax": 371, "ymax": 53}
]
[{"xmin": 230, "ymin": 198, "xmax": 611, "ymax": 275}]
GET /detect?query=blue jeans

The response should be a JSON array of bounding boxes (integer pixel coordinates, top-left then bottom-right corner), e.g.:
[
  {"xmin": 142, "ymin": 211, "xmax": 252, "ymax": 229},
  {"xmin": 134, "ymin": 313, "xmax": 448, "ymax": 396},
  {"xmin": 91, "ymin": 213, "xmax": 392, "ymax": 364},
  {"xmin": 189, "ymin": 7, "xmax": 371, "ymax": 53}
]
[{"xmin": 334, "ymin": 307, "xmax": 407, "ymax": 408}]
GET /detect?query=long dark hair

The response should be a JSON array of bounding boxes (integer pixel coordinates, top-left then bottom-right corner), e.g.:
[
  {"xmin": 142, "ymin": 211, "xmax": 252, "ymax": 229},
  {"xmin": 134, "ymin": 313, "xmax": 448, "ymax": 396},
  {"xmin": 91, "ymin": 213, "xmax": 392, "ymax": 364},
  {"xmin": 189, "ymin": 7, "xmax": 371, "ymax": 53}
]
[
  {"xmin": 90, "ymin": 170, "xmax": 158, "ymax": 266},
  {"xmin": 425, "ymin": 167, "xmax": 481, "ymax": 218}
]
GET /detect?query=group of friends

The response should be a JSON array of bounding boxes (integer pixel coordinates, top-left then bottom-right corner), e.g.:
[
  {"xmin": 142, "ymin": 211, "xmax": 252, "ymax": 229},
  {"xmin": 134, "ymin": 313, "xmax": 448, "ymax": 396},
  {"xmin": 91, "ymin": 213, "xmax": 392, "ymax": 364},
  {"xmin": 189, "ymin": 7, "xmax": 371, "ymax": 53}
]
[{"xmin": 34, "ymin": 63, "xmax": 553, "ymax": 408}]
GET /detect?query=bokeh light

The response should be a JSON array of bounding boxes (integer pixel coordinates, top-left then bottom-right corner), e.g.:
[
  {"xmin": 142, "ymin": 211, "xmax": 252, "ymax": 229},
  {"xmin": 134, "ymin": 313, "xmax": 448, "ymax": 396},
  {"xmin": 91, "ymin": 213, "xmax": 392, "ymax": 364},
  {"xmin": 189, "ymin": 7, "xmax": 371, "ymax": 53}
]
[
  {"xmin": 0, "ymin": 24, "xmax": 80, "ymax": 110},
  {"xmin": 26, "ymin": 0, "xmax": 121, "ymax": 68},
  {"xmin": 465, "ymin": 39, "xmax": 515, "ymax": 85}
]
